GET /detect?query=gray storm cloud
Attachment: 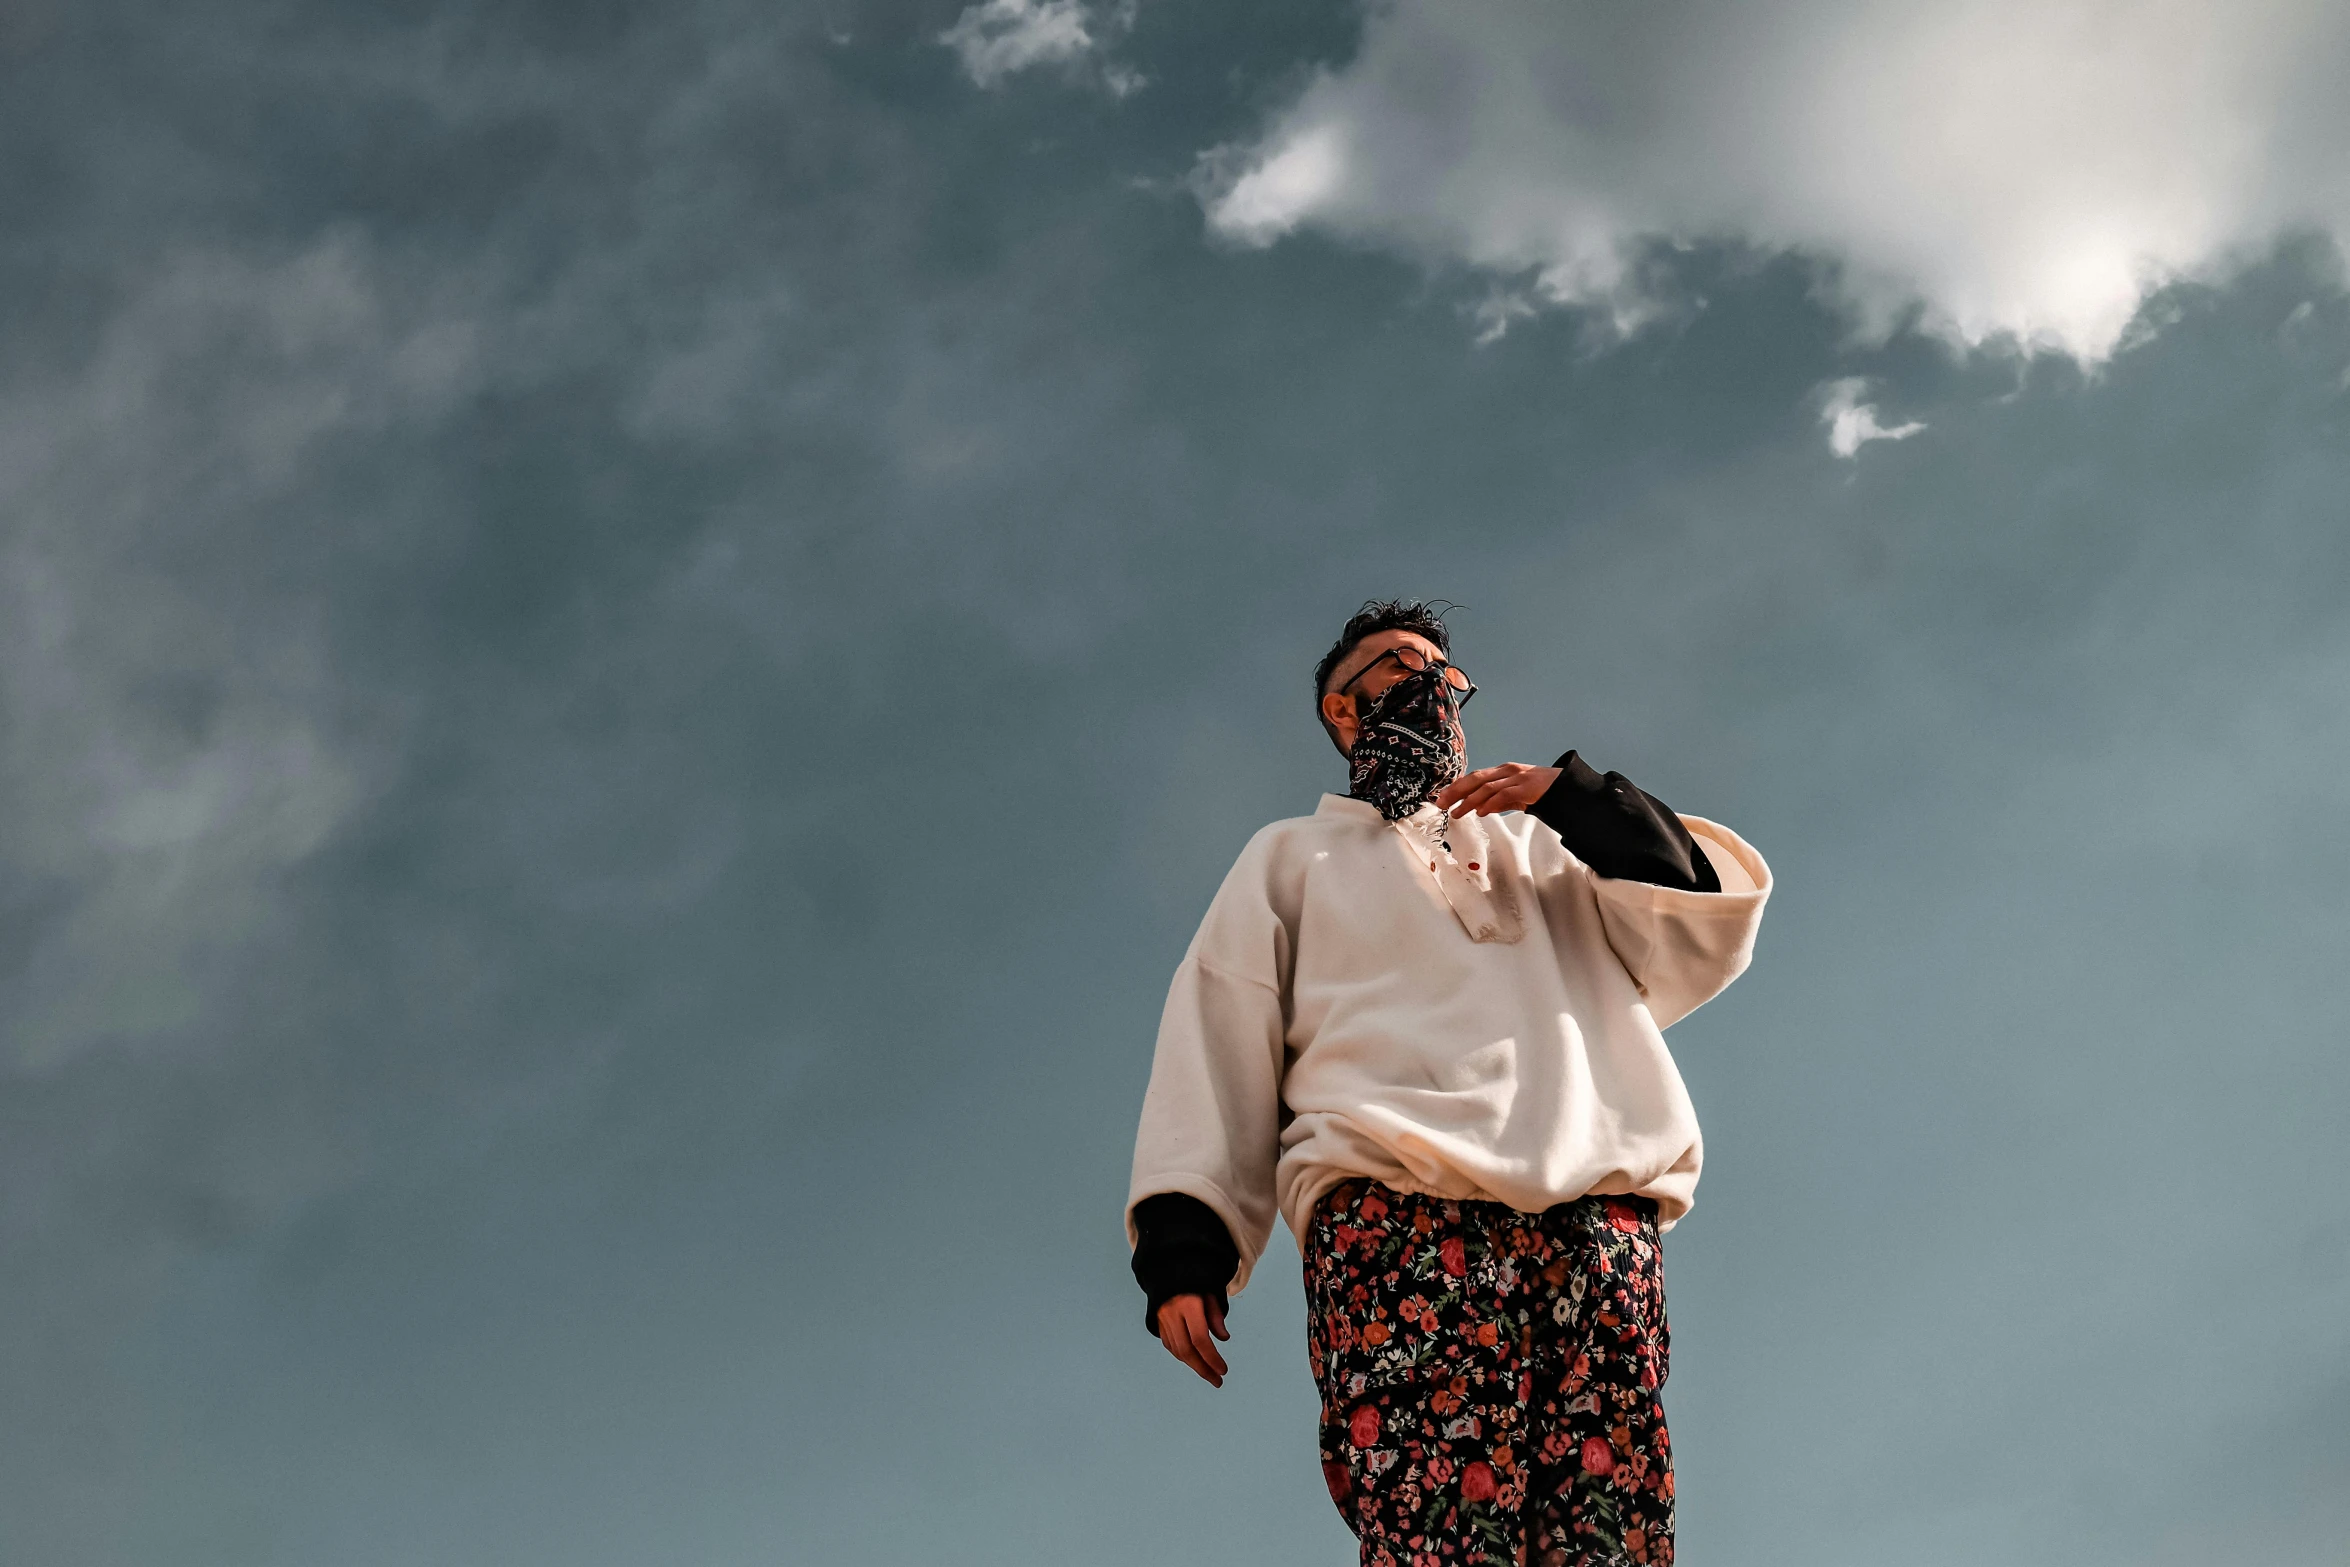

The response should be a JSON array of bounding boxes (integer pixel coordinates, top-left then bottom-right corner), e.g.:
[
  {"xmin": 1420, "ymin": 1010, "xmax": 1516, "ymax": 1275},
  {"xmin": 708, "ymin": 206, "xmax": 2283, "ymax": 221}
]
[{"xmin": 1201, "ymin": 0, "xmax": 2350, "ymax": 357}]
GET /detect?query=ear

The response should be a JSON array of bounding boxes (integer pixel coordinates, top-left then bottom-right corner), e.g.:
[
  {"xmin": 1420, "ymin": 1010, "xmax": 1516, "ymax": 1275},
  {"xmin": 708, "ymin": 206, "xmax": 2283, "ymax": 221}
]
[{"xmin": 1320, "ymin": 690, "xmax": 1358, "ymax": 753}]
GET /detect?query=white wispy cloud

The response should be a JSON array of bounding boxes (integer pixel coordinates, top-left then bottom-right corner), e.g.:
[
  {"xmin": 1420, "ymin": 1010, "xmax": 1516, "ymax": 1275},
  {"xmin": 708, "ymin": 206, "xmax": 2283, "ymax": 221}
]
[
  {"xmin": 1197, "ymin": 0, "xmax": 2350, "ymax": 359},
  {"xmin": 0, "ymin": 235, "xmax": 478, "ymax": 1068},
  {"xmin": 1818, "ymin": 377, "xmax": 1926, "ymax": 458},
  {"xmin": 939, "ymin": 0, "xmax": 1141, "ymax": 93}
]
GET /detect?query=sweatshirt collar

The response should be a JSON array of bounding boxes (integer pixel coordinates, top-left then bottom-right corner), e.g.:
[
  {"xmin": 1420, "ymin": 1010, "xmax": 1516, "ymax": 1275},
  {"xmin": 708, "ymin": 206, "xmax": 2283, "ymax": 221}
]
[{"xmin": 1317, "ymin": 793, "xmax": 1396, "ymax": 822}]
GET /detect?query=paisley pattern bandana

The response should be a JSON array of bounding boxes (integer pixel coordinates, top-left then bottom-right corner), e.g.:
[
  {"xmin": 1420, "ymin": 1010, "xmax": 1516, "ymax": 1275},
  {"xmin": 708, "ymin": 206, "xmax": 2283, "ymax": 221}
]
[{"xmin": 1347, "ymin": 666, "xmax": 1467, "ymax": 821}]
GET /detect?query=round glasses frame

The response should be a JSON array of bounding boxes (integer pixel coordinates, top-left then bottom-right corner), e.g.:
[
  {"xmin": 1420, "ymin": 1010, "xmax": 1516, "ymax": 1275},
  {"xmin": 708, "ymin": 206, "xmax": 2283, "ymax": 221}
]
[{"xmin": 1338, "ymin": 645, "xmax": 1477, "ymax": 707}]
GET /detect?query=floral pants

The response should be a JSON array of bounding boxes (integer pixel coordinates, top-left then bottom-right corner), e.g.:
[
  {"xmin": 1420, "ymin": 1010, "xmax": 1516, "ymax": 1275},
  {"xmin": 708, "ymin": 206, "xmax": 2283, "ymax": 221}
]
[{"xmin": 1304, "ymin": 1179, "xmax": 1675, "ymax": 1567}]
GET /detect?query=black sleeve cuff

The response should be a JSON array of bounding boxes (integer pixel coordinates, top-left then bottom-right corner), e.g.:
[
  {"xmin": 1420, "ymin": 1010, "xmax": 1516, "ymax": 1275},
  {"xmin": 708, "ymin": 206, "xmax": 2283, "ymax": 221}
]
[
  {"xmin": 1130, "ymin": 1192, "xmax": 1239, "ymax": 1336},
  {"xmin": 1529, "ymin": 751, "xmax": 1721, "ymax": 894}
]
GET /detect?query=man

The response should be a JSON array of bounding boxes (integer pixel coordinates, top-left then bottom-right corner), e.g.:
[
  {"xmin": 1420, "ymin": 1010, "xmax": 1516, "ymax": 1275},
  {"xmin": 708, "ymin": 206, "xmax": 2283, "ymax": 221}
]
[{"xmin": 1126, "ymin": 600, "xmax": 1769, "ymax": 1567}]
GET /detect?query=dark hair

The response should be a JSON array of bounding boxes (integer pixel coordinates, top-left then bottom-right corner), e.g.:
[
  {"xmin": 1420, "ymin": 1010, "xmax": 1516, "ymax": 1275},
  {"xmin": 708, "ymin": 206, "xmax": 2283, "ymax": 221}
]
[{"xmin": 1312, "ymin": 598, "xmax": 1455, "ymax": 708}]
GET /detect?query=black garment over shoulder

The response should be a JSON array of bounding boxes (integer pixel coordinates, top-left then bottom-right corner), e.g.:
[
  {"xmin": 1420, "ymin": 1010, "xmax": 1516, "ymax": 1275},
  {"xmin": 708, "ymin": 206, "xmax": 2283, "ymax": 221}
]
[
  {"xmin": 1129, "ymin": 751, "xmax": 1716, "ymax": 1332},
  {"xmin": 1527, "ymin": 751, "xmax": 1719, "ymax": 893},
  {"xmin": 1131, "ymin": 1192, "xmax": 1240, "ymax": 1335}
]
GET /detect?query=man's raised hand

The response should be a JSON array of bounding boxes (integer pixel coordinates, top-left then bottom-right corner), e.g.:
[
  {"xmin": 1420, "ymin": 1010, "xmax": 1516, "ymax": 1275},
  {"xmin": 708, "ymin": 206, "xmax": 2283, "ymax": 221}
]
[
  {"xmin": 1156, "ymin": 1293, "xmax": 1230, "ymax": 1387},
  {"xmin": 1435, "ymin": 763, "xmax": 1561, "ymax": 819}
]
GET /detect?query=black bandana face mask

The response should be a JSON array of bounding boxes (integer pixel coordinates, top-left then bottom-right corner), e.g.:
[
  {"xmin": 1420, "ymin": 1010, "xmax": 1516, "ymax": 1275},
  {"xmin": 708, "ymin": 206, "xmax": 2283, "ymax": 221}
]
[{"xmin": 1346, "ymin": 666, "xmax": 1466, "ymax": 821}]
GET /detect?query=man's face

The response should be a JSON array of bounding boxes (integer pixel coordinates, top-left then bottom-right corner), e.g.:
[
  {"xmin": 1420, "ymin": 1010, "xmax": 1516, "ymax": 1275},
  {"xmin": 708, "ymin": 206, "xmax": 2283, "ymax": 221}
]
[{"xmin": 1319, "ymin": 629, "xmax": 1457, "ymax": 756}]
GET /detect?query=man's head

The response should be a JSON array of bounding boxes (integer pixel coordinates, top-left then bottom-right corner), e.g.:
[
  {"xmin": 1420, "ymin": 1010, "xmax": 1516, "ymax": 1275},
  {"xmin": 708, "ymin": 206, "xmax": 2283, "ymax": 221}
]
[{"xmin": 1312, "ymin": 599, "xmax": 1463, "ymax": 757}]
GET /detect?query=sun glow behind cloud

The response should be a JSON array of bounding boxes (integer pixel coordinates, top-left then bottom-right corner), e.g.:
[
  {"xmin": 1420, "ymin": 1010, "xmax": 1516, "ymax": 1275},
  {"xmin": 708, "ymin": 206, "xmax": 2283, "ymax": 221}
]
[{"xmin": 1198, "ymin": 0, "xmax": 2350, "ymax": 359}]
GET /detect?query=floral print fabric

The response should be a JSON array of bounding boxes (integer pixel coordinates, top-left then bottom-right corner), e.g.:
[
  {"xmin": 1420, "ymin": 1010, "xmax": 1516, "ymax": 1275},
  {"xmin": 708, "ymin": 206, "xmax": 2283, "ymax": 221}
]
[{"xmin": 1305, "ymin": 1179, "xmax": 1675, "ymax": 1567}]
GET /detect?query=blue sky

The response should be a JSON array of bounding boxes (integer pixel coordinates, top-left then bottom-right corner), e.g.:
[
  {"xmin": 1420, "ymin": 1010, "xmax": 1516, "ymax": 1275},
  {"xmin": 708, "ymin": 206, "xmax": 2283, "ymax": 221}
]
[{"xmin": 2, "ymin": 2, "xmax": 2346, "ymax": 1563}]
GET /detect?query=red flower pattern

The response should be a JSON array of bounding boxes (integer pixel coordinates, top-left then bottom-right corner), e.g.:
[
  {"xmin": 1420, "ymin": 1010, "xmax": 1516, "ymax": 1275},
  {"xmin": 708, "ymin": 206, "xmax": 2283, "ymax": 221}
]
[{"xmin": 1306, "ymin": 1179, "xmax": 1673, "ymax": 1565}]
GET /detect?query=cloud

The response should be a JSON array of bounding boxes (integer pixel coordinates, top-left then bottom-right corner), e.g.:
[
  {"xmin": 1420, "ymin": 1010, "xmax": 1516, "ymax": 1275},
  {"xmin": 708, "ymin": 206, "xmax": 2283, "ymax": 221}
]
[
  {"xmin": 0, "ymin": 235, "xmax": 479, "ymax": 1070},
  {"xmin": 1197, "ymin": 0, "xmax": 2350, "ymax": 358},
  {"xmin": 7, "ymin": 3, "xmax": 2349, "ymax": 1561},
  {"xmin": 1818, "ymin": 377, "xmax": 1926, "ymax": 458},
  {"xmin": 939, "ymin": 0, "xmax": 1141, "ymax": 93}
]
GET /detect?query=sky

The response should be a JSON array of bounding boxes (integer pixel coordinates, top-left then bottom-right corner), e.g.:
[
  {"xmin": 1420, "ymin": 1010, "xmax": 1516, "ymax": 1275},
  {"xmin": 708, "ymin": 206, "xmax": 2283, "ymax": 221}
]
[{"xmin": 2, "ymin": 2, "xmax": 2346, "ymax": 1564}]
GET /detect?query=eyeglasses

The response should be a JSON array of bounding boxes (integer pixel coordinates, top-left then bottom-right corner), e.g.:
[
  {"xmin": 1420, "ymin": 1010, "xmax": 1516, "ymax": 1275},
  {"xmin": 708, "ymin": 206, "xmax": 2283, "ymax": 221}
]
[{"xmin": 1339, "ymin": 645, "xmax": 1476, "ymax": 706}]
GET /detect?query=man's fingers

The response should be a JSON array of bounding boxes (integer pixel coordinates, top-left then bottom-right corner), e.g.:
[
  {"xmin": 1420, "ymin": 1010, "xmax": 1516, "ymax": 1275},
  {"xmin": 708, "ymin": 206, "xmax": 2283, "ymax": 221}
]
[
  {"xmin": 1443, "ymin": 766, "xmax": 1538, "ymax": 816},
  {"xmin": 1451, "ymin": 769, "xmax": 1553, "ymax": 817},
  {"xmin": 1436, "ymin": 765, "xmax": 1514, "ymax": 808},
  {"xmin": 1207, "ymin": 1298, "xmax": 1229, "ymax": 1341},
  {"xmin": 1160, "ymin": 1303, "xmax": 1195, "ymax": 1360},
  {"xmin": 1478, "ymin": 780, "xmax": 1543, "ymax": 815},
  {"xmin": 1165, "ymin": 1313, "xmax": 1214, "ymax": 1384},
  {"xmin": 1175, "ymin": 1298, "xmax": 1229, "ymax": 1381},
  {"xmin": 1447, "ymin": 779, "xmax": 1496, "ymax": 815},
  {"xmin": 1449, "ymin": 778, "xmax": 1519, "ymax": 817},
  {"xmin": 1192, "ymin": 1318, "xmax": 1229, "ymax": 1381},
  {"xmin": 1160, "ymin": 1299, "xmax": 1226, "ymax": 1386},
  {"xmin": 1440, "ymin": 776, "xmax": 1493, "ymax": 815}
]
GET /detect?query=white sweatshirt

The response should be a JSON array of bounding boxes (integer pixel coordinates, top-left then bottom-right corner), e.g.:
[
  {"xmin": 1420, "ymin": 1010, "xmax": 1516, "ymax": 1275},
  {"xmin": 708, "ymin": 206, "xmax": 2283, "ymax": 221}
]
[{"xmin": 1126, "ymin": 793, "xmax": 1770, "ymax": 1294}]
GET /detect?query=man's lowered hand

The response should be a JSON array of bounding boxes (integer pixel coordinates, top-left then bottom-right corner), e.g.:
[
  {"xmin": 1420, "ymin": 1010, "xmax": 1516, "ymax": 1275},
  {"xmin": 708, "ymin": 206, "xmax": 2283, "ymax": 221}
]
[{"xmin": 1156, "ymin": 1294, "xmax": 1230, "ymax": 1387}]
